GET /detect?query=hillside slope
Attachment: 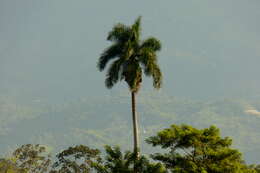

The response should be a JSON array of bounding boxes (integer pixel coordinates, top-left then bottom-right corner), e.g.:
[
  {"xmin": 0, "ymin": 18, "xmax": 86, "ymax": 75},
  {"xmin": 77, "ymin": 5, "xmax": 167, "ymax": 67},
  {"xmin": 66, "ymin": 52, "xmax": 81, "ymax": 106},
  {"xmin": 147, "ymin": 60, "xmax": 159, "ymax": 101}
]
[{"xmin": 1, "ymin": 92, "xmax": 260, "ymax": 163}]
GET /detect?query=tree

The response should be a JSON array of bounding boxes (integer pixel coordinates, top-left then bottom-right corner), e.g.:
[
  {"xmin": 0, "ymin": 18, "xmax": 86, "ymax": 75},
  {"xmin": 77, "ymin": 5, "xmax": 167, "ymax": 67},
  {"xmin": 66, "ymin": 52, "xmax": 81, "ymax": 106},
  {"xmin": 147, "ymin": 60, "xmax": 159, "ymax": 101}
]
[
  {"xmin": 92, "ymin": 145, "xmax": 166, "ymax": 173},
  {"xmin": 0, "ymin": 159, "xmax": 27, "ymax": 173},
  {"xmin": 147, "ymin": 124, "xmax": 255, "ymax": 173},
  {"xmin": 50, "ymin": 145, "xmax": 101, "ymax": 173},
  {"xmin": 50, "ymin": 145, "xmax": 165, "ymax": 173},
  {"xmin": 97, "ymin": 16, "xmax": 162, "ymax": 160},
  {"xmin": 12, "ymin": 144, "xmax": 51, "ymax": 173},
  {"xmin": 248, "ymin": 164, "xmax": 260, "ymax": 173}
]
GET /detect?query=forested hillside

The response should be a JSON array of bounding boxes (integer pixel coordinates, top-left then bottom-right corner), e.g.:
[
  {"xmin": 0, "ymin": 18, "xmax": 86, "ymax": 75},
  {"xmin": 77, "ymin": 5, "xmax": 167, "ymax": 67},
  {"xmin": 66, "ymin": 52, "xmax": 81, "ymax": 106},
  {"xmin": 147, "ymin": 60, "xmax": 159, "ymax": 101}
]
[{"xmin": 1, "ymin": 92, "xmax": 260, "ymax": 163}]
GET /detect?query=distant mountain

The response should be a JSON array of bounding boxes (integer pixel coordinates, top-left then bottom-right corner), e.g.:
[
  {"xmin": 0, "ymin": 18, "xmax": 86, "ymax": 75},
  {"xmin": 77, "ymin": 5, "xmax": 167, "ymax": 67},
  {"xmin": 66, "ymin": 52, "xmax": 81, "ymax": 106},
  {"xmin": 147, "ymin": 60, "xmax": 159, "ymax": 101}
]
[{"xmin": 1, "ymin": 92, "xmax": 260, "ymax": 164}]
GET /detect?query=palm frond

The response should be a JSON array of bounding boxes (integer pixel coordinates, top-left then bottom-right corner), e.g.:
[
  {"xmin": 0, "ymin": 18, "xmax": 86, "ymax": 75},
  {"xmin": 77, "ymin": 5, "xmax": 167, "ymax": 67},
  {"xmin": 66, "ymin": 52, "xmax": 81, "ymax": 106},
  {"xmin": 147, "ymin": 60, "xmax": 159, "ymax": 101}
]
[
  {"xmin": 107, "ymin": 24, "xmax": 131, "ymax": 42},
  {"xmin": 139, "ymin": 47, "xmax": 158, "ymax": 75},
  {"xmin": 98, "ymin": 43, "xmax": 123, "ymax": 71},
  {"xmin": 99, "ymin": 16, "xmax": 162, "ymax": 91},
  {"xmin": 151, "ymin": 63, "xmax": 162, "ymax": 89},
  {"xmin": 141, "ymin": 37, "xmax": 161, "ymax": 51},
  {"xmin": 123, "ymin": 61, "xmax": 142, "ymax": 92},
  {"xmin": 131, "ymin": 16, "xmax": 142, "ymax": 43},
  {"xmin": 105, "ymin": 59, "xmax": 123, "ymax": 88},
  {"xmin": 138, "ymin": 48, "xmax": 162, "ymax": 89}
]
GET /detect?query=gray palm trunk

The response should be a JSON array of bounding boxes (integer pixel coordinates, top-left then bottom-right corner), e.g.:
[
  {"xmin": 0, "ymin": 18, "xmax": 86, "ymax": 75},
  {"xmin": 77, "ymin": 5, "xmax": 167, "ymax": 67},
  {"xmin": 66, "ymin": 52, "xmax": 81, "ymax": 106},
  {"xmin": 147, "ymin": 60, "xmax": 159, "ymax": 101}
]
[
  {"xmin": 131, "ymin": 92, "xmax": 140, "ymax": 157},
  {"xmin": 131, "ymin": 91, "xmax": 140, "ymax": 173}
]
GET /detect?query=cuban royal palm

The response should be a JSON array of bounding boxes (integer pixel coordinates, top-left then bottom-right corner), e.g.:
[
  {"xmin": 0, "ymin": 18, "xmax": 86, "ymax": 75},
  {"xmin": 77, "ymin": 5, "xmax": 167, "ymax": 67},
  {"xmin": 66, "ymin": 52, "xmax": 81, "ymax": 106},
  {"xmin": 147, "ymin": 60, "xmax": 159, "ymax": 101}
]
[{"xmin": 97, "ymin": 17, "xmax": 162, "ymax": 156}]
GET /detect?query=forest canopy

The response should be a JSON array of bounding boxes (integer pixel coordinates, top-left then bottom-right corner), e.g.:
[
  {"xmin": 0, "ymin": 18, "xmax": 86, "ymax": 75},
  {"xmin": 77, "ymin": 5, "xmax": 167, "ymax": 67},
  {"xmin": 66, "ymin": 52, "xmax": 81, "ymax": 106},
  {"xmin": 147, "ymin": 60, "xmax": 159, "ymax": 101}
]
[{"xmin": 1, "ymin": 124, "xmax": 259, "ymax": 173}]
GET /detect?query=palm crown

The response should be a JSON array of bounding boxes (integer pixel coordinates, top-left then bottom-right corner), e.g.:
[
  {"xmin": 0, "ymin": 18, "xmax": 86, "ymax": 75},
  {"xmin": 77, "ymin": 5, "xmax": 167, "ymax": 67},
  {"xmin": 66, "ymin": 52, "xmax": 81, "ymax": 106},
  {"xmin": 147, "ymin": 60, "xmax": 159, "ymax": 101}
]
[{"xmin": 97, "ymin": 17, "xmax": 162, "ymax": 93}]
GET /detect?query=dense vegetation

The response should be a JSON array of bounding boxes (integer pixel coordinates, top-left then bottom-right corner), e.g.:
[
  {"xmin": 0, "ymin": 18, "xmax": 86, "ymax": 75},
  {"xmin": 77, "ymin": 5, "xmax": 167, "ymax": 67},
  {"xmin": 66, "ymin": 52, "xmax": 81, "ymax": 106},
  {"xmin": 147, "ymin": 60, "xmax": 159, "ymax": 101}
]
[{"xmin": 1, "ymin": 125, "xmax": 259, "ymax": 173}]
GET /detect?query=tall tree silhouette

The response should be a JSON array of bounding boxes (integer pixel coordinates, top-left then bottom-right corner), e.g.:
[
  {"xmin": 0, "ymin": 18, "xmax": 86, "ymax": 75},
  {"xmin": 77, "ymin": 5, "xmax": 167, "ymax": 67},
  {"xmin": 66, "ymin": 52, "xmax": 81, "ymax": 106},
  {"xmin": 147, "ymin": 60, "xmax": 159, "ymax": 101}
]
[{"xmin": 98, "ymin": 16, "xmax": 162, "ymax": 158}]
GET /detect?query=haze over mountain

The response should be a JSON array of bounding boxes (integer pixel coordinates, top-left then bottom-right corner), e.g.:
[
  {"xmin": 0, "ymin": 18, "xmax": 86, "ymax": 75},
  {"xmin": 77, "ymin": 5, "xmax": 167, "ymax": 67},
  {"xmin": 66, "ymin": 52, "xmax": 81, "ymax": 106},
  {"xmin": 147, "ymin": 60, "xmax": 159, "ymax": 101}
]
[{"xmin": 0, "ymin": 0, "xmax": 260, "ymax": 164}]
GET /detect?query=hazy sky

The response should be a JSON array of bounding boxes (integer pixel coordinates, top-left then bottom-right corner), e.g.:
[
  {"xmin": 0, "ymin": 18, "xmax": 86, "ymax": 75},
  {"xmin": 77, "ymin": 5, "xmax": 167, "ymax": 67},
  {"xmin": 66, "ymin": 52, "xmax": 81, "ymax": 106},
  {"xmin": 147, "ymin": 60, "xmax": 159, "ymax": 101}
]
[{"xmin": 1, "ymin": 0, "xmax": 260, "ymax": 100}]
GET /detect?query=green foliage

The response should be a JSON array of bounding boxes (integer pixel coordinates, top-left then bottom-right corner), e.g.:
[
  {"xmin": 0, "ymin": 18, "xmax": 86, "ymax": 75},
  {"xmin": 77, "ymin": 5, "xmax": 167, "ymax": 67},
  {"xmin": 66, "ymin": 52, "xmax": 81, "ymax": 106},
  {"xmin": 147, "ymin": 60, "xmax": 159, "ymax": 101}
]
[
  {"xmin": 50, "ymin": 145, "xmax": 101, "ymax": 173},
  {"xmin": 0, "ymin": 159, "xmax": 26, "ymax": 173},
  {"xmin": 49, "ymin": 145, "xmax": 165, "ymax": 173},
  {"xmin": 248, "ymin": 164, "xmax": 260, "ymax": 173},
  {"xmin": 92, "ymin": 146, "xmax": 166, "ymax": 173},
  {"xmin": 1, "ymin": 123, "xmax": 259, "ymax": 173},
  {"xmin": 147, "ymin": 124, "xmax": 255, "ymax": 173},
  {"xmin": 12, "ymin": 144, "xmax": 51, "ymax": 173},
  {"xmin": 98, "ymin": 16, "xmax": 162, "ymax": 92}
]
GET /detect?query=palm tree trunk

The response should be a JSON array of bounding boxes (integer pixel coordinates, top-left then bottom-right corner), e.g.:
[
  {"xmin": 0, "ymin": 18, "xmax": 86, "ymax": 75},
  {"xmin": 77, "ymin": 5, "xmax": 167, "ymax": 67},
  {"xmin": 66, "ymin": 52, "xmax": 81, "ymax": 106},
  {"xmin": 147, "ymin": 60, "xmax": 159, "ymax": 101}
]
[{"xmin": 131, "ymin": 91, "xmax": 140, "ymax": 172}]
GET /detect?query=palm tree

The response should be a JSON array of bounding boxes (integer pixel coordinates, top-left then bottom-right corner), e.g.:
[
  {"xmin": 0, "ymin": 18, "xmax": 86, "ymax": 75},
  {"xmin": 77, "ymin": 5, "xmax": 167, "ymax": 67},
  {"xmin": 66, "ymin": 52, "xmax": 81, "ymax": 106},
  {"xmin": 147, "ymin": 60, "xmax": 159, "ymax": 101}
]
[{"xmin": 97, "ymin": 16, "xmax": 162, "ymax": 158}]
